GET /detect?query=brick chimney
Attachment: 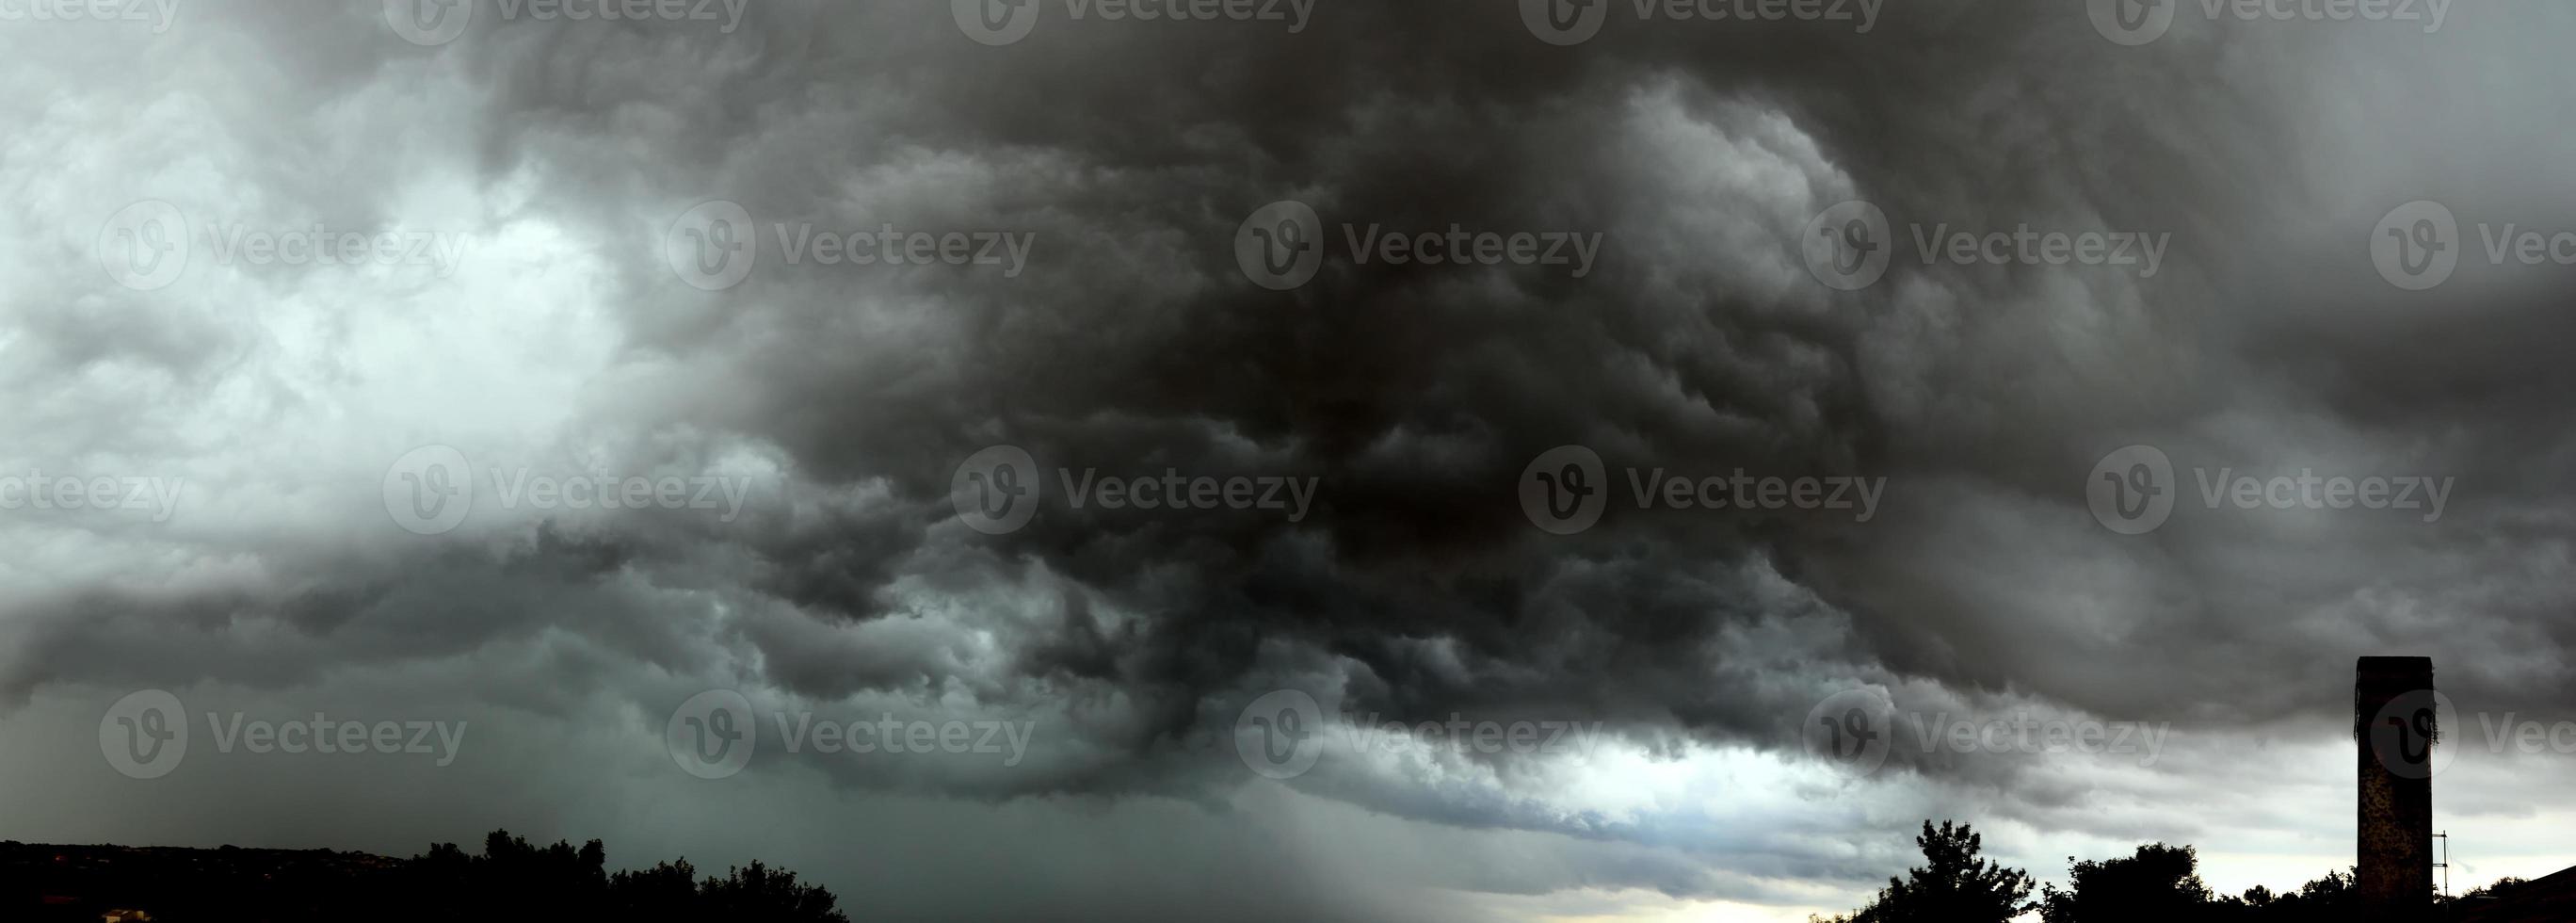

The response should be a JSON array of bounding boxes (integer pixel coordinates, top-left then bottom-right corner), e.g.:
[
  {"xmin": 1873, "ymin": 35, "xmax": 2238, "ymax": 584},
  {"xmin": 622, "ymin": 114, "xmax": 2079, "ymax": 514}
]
[{"xmin": 2357, "ymin": 656, "xmax": 2436, "ymax": 921}]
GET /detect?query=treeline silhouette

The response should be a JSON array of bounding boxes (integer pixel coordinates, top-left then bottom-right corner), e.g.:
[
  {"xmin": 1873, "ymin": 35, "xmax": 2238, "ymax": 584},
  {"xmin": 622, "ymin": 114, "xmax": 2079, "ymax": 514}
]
[
  {"xmin": 3, "ymin": 830, "xmax": 848, "ymax": 922},
  {"xmin": 1811, "ymin": 820, "xmax": 2528, "ymax": 922}
]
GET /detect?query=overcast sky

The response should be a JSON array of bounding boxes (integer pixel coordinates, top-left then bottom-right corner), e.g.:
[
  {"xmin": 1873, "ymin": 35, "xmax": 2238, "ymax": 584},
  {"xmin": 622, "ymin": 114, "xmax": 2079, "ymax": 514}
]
[{"xmin": 5, "ymin": 0, "xmax": 2575, "ymax": 919}]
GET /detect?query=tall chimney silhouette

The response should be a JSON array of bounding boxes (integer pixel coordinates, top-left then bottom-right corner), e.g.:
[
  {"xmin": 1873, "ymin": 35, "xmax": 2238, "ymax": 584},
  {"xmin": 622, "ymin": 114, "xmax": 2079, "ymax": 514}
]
[{"xmin": 2357, "ymin": 656, "xmax": 2436, "ymax": 921}]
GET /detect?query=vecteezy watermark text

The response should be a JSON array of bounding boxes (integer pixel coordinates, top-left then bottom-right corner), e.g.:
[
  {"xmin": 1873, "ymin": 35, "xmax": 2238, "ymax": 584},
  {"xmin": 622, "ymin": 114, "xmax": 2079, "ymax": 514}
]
[
  {"xmin": 662, "ymin": 200, "xmax": 1037, "ymax": 291},
  {"xmin": 382, "ymin": 445, "xmax": 758, "ymax": 536},
  {"xmin": 770, "ymin": 223, "xmax": 1035, "ymax": 276},
  {"xmin": 0, "ymin": 471, "xmax": 184, "ymax": 522},
  {"xmin": 384, "ymin": 0, "xmax": 749, "ymax": 46},
  {"xmin": 2086, "ymin": 445, "xmax": 2453, "ymax": 535},
  {"xmin": 949, "ymin": 445, "xmax": 1318, "ymax": 535},
  {"xmin": 2365, "ymin": 200, "xmax": 2576, "ymax": 292},
  {"xmin": 101, "ymin": 689, "xmax": 466, "ymax": 780},
  {"xmin": 952, "ymin": 0, "xmax": 1316, "ymax": 45},
  {"xmin": 1521, "ymin": 0, "xmax": 1883, "ymax": 46},
  {"xmin": 1232, "ymin": 688, "xmax": 1605, "ymax": 780},
  {"xmin": 0, "ymin": 0, "xmax": 175, "ymax": 31},
  {"xmin": 1800, "ymin": 688, "xmax": 2172, "ymax": 777},
  {"xmin": 1802, "ymin": 201, "xmax": 2171, "ymax": 291},
  {"xmin": 2358, "ymin": 689, "xmax": 2576, "ymax": 781},
  {"xmin": 664, "ymin": 690, "xmax": 1036, "ymax": 780},
  {"xmin": 771, "ymin": 713, "xmax": 1034, "ymax": 767},
  {"xmin": 1905, "ymin": 712, "xmax": 2171, "ymax": 766},
  {"xmin": 1519, "ymin": 445, "xmax": 1884, "ymax": 534},
  {"xmin": 97, "ymin": 202, "xmax": 473, "ymax": 292},
  {"xmin": 1234, "ymin": 200, "xmax": 1602, "ymax": 291},
  {"xmin": 2089, "ymin": 0, "xmax": 2451, "ymax": 46}
]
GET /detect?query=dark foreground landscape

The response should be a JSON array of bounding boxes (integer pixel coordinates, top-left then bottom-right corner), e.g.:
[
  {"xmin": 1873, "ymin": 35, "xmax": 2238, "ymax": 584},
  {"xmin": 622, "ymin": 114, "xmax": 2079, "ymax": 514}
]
[
  {"xmin": 1, "ymin": 831, "xmax": 847, "ymax": 922},
  {"xmin": 14, "ymin": 819, "xmax": 2570, "ymax": 922}
]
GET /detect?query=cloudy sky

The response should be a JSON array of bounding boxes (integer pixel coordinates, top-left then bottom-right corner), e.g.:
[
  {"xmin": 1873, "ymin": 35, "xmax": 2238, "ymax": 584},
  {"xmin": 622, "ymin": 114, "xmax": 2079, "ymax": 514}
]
[{"xmin": 5, "ymin": 0, "xmax": 2576, "ymax": 919}]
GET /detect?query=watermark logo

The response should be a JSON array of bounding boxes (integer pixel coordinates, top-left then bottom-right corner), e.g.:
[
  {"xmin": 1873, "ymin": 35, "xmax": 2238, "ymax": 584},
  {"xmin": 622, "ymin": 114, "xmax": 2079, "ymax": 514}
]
[
  {"xmin": 1802, "ymin": 688, "xmax": 2176, "ymax": 777},
  {"xmin": 771, "ymin": 713, "xmax": 1035, "ymax": 767},
  {"xmin": 665, "ymin": 202, "xmax": 1036, "ymax": 289},
  {"xmin": 0, "ymin": 471, "xmax": 185, "ymax": 523},
  {"xmin": 387, "ymin": 0, "xmax": 749, "ymax": 45},
  {"xmin": 2086, "ymin": 444, "xmax": 2175, "ymax": 536},
  {"xmin": 951, "ymin": 0, "xmax": 1313, "ymax": 44},
  {"xmin": 1234, "ymin": 688, "xmax": 1326, "ymax": 780},
  {"xmin": 667, "ymin": 200, "xmax": 759, "ymax": 291},
  {"xmin": 1803, "ymin": 201, "xmax": 2172, "ymax": 291},
  {"xmin": 1802, "ymin": 200, "xmax": 1891, "ymax": 291},
  {"xmin": 1908, "ymin": 712, "xmax": 2171, "ymax": 767},
  {"xmin": 203, "ymin": 224, "xmax": 470, "ymax": 275},
  {"xmin": 1802, "ymin": 688, "xmax": 1894, "ymax": 777},
  {"xmin": 0, "ymin": 0, "xmax": 176, "ymax": 31},
  {"xmin": 2352, "ymin": 702, "xmax": 2576, "ymax": 779},
  {"xmin": 100, "ymin": 689, "xmax": 188, "ymax": 780},
  {"xmin": 2086, "ymin": 0, "xmax": 2175, "ymax": 45},
  {"xmin": 2086, "ymin": 445, "xmax": 2453, "ymax": 535},
  {"xmin": 386, "ymin": 0, "xmax": 474, "ymax": 44},
  {"xmin": 1232, "ymin": 690, "xmax": 1604, "ymax": 781},
  {"xmin": 1236, "ymin": 200, "xmax": 1326, "ymax": 291},
  {"xmin": 947, "ymin": 445, "xmax": 1318, "ymax": 535},
  {"xmin": 380, "ymin": 446, "xmax": 757, "ymax": 535},
  {"xmin": 667, "ymin": 692, "xmax": 1031, "ymax": 779},
  {"xmin": 953, "ymin": 0, "xmax": 1040, "ymax": 44},
  {"xmin": 97, "ymin": 200, "xmax": 189, "ymax": 292},
  {"xmin": 2371, "ymin": 200, "xmax": 2457, "ymax": 290},
  {"xmin": 668, "ymin": 689, "xmax": 757, "ymax": 780},
  {"xmin": 384, "ymin": 445, "xmax": 475, "ymax": 536},
  {"xmin": 1235, "ymin": 200, "xmax": 1604, "ymax": 291},
  {"xmin": 772, "ymin": 221, "xmax": 1035, "ymax": 277},
  {"xmin": 101, "ymin": 690, "xmax": 465, "ymax": 778},
  {"xmin": 1520, "ymin": 445, "xmax": 1607, "ymax": 535},
  {"xmin": 2464, "ymin": 710, "xmax": 2576, "ymax": 770},
  {"xmin": 951, "ymin": 445, "xmax": 1043, "ymax": 535},
  {"xmin": 2090, "ymin": 0, "xmax": 2451, "ymax": 45},
  {"xmin": 2365, "ymin": 688, "xmax": 2455, "ymax": 781},
  {"xmin": 1522, "ymin": 0, "xmax": 1882, "ymax": 43},
  {"xmin": 2366, "ymin": 199, "xmax": 2576, "ymax": 292},
  {"xmin": 1521, "ymin": 0, "xmax": 1608, "ymax": 45},
  {"xmin": 1519, "ymin": 445, "xmax": 1887, "ymax": 533},
  {"xmin": 95, "ymin": 202, "xmax": 474, "ymax": 290},
  {"xmin": 204, "ymin": 713, "xmax": 466, "ymax": 765}
]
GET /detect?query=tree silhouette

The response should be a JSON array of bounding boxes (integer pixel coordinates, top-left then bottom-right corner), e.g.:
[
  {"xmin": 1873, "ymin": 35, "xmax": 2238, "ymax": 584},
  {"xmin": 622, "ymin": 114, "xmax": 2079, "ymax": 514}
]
[
  {"xmin": 2458, "ymin": 875, "xmax": 2527, "ymax": 900},
  {"xmin": 702, "ymin": 860, "xmax": 847, "ymax": 922},
  {"xmin": 1807, "ymin": 824, "xmax": 2436, "ymax": 923},
  {"xmin": 2212, "ymin": 867, "xmax": 2361, "ymax": 921},
  {"xmin": 375, "ymin": 830, "xmax": 846, "ymax": 922},
  {"xmin": 1814, "ymin": 820, "xmax": 2037, "ymax": 923},
  {"xmin": 2035, "ymin": 843, "xmax": 2366, "ymax": 923},
  {"xmin": 4, "ymin": 831, "xmax": 850, "ymax": 921},
  {"xmin": 2038, "ymin": 843, "xmax": 2212, "ymax": 923}
]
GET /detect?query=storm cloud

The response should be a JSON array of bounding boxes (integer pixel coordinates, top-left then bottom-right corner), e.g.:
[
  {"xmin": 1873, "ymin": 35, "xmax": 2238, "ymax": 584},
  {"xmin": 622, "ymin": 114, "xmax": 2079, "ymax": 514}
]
[{"xmin": 5, "ymin": 0, "xmax": 2576, "ymax": 918}]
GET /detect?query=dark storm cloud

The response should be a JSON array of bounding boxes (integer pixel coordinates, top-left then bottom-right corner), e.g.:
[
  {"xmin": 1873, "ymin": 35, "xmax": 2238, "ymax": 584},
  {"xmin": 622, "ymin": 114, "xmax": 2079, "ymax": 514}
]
[
  {"xmin": 0, "ymin": 0, "xmax": 2409, "ymax": 770},
  {"xmin": 523, "ymin": 0, "xmax": 2279, "ymax": 773},
  {"xmin": 13, "ymin": 0, "xmax": 2576, "ymax": 915}
]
